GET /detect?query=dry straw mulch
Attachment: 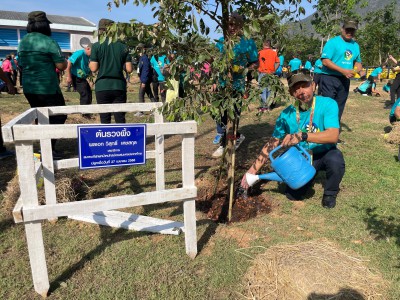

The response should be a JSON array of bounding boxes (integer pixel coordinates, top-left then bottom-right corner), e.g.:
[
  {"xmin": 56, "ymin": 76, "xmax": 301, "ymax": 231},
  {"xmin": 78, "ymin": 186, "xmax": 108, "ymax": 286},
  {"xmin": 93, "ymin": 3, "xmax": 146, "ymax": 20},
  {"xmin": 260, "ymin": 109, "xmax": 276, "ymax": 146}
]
[
  {"xmin": 239, "ymin": 239, "xmax": 387, "ymax": 300},
  {"xmin": 385, "ymin": 122, "xmax": 400, "ymax": 144},
  {"xmin": 2, "ymin": 170, "xmax": 87, "ymax": 217}
]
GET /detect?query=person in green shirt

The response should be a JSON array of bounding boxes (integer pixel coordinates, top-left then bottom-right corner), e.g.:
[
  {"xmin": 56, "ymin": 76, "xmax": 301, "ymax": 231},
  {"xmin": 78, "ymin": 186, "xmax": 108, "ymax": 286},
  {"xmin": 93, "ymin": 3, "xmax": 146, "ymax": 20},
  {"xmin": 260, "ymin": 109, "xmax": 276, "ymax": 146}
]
[
  {"xmin": 89, "ymin": 18, "xmax": 132, "ymax": 124},
  {"xmin": 17, "ymin": 11, "xmax": 67, "ymax": 153}
]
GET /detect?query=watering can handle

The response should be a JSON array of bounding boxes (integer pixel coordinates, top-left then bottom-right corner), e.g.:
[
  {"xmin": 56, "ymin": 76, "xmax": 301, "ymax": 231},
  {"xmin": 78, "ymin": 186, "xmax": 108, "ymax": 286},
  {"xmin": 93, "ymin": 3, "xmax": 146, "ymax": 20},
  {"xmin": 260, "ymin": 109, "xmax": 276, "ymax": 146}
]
[
  {"xmin": 295, "ymin": 144, "xmax": 312, "ymax": 162},
  {"xmin": 269, "ymin": 145, "xmax": 282, "ymax": 163},
  {"xmin": 269, "ymin": 144, "xmax": 312, "ymax": 163}
]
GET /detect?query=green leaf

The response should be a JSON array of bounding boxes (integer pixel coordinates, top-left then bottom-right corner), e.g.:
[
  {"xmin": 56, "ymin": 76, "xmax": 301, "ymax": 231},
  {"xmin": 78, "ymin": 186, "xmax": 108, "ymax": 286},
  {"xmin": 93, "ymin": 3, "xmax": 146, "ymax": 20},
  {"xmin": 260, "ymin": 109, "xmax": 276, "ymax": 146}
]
[
  {"xmin": 192, "ymin": 14, "xmax": 198, "ymax": 31},
  {"xmin": 252, "ymin": 20, "xmax": 260, "ymax": 33},
  {"xmin": 200, "ymin": 18, "xmax": 205, "ymax": 34}
]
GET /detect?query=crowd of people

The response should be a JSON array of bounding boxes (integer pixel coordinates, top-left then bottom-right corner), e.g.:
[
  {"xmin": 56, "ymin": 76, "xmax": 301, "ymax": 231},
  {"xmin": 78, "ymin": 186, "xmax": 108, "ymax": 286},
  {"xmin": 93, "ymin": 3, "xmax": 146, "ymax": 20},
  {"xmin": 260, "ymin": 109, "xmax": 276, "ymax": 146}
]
[{"xmin": 1, "ymin": 10, "xmax": 400, "ymax": 210}]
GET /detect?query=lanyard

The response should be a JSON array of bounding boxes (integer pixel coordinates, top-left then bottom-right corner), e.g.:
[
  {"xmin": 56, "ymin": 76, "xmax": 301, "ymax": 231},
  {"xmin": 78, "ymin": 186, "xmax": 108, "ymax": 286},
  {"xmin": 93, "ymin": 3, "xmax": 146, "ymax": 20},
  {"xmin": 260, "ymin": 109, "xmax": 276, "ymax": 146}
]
[{"xmin": 295, "ymin": 96, "xmax": 316, "ymax": 133}]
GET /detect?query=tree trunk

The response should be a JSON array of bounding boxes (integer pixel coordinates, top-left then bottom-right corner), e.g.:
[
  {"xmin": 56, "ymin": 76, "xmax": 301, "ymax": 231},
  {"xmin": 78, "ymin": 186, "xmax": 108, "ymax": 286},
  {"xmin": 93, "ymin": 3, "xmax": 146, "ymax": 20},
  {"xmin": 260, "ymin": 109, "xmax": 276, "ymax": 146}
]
[{"xmin": 226, "ymin": 118, "xmax": 237, "ymax": 222}]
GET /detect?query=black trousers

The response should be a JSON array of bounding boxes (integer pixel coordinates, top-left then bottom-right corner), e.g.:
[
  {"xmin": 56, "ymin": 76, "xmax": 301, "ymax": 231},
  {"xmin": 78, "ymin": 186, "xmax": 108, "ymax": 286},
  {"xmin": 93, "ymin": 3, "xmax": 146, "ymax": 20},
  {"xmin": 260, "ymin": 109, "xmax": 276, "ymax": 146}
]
[
  {"xmin": 319, "ymin": 74, "xmax": 350, "ymax": 121},
  {"xmin": 313, "ymin": 73, "xmax": 322, "ymax": 95},
  {"xmin": 138, "ymin": 82, "xmax": 155, "ymax": 103},
  {"xmin": 285, "ymin": 147, "xmax": 345, "ymax": 200},
  {"xmin": 24, "ymin": 92, "xmax": 67, "ymax": 125},
  {"xmin": 390, "ymin": 73, "xmax": 400, "ymax": 104},
  {"xmin": 151, "ymin": 81, "xmax": 166, "ymax": 102},
  {"xmin": 96, "ymin": 90, "xmax": 127, "ymax": 124},
  {"xmin": 68, "ymin": 74, "xmax": 77, "ymax": 91},
  {"xmin": 24, "ymin": 92, "xmax": 68, "ymax": 150},
  {"xmin": 76, "ymin": 77, "xmax": 92, "ymax": 106},
  {"xmin": 152, "ymin": 81, "xmax": 159, "ymax": 102}
]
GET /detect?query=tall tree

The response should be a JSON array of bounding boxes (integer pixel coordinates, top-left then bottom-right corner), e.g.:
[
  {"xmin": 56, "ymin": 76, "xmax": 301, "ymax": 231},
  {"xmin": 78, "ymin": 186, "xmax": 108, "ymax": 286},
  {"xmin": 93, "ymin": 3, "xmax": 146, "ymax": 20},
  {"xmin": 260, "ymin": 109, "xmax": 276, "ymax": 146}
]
[
  {"xmin": 357, "ymin": 2, "xmax": 400, "ymax": 66},
  {"xmin": 104, "ymin": 0, "xmax": 305, "ymax": 220}
]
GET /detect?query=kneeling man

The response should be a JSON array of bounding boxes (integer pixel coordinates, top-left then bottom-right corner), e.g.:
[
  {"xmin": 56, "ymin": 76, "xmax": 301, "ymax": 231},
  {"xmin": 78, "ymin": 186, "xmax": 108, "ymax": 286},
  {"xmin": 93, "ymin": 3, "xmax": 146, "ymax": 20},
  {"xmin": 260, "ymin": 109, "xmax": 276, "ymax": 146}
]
[{"xmin": 241, "ymin": 73, "xmax": 345, "ymax": 208}]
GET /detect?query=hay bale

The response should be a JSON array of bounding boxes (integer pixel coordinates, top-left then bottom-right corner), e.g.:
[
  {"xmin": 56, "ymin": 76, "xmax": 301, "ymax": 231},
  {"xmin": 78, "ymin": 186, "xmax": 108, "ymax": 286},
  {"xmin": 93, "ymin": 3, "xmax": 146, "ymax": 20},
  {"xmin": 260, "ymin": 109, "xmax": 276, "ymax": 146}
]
[
  {"xmin": 241, "ymin": 239, "xmax": 387, "ymax": 299},
  {"xmin": 385, "ymin": 122, "xmax": 400, "ymax": 144},
  {"xmin": 2, "ymin": 175, "xmax": 20, "ymax": 217},
  {"xmin": 2, "ymin": 170, "xmax": 87, "ymax": 216}
]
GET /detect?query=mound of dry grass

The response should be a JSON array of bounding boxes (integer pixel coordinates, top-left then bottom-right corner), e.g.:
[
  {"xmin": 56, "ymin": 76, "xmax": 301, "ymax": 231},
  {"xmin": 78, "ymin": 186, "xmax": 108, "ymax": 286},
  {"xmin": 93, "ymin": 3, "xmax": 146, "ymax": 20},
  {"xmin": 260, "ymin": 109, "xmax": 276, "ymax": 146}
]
[
  {"xmin": 2, "ymin": 170, "xmax": 88, "ymax": 218},
  {"xmin": 385, "ymin": 122, "xmax": 400, "ymax": 144},
  {"xmin": 240, "ymin": 239, "xmax": 387, "ymax": 300}
]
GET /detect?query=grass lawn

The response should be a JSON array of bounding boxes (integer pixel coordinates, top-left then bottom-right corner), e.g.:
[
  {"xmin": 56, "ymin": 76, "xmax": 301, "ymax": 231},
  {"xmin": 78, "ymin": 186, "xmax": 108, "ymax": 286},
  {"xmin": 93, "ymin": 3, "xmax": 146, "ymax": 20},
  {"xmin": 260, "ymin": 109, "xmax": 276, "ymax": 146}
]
[{"xmin": 1, "ymin": 80, "xmax": 399, "ymax": 299}]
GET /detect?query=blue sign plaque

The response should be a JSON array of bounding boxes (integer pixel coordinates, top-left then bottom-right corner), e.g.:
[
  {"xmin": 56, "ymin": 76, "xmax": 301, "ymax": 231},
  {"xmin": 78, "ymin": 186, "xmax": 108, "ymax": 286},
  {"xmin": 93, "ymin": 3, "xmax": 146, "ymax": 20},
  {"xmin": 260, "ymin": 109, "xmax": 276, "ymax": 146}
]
[{"xmin": 78, "ymin": 124, "xmax": 146, "ymax": 169}]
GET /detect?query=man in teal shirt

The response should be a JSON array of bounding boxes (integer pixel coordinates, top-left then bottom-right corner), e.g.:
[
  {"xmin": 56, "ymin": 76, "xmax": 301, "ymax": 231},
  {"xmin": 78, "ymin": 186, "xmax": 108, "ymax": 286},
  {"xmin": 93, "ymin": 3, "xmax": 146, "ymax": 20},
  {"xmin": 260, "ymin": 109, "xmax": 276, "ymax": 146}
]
[
  {"xmin": 303, "ymin": 55, "xmax": 313, "ymax": 74},
  {"xmin": 389, "ymin": 97, "xmax": 400, "ymax": 124},
  {"xmin": 389, "ymin": 97, "xmax": 400, "ymax": 161},
  {"xmin": 288, "ymin": 54, "xmax": 302, "ymax": 74},
  {"xmin": 370, "ymin": 64, "xmax": 385, "ymax": 80},
  {"xmin": 150, "ymin": 54, "xmax": 169, "ymax": 102},
  {"xmin": 319, "ymin": 19, "xmax": 366, "ymax": 121},
  {"xmin": 66, "ymin": 44, "xmax": 92, "ymax": 118},
  {"xmin": 313, "ymin": 58, "xmax": 323, "ymax": 93},
  {"xmin": 241, "ymin": 73, "xmax": 345, "ymax": 208}
]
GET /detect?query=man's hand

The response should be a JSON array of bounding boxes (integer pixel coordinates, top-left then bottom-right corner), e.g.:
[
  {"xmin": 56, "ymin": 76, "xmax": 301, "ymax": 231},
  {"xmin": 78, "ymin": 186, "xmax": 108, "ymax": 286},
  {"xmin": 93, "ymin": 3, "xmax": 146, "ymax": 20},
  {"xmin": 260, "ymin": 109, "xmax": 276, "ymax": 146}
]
[
  {"xmin": 240, "ymin": 174, "xmax": 250, "ymax": 189},
  {"xmin": 342, "ymin": 69, "xmax": 355, "ymax": 79},
  {"xmin": 281, "ymin": 133, "xmax": 301, "ymax": 147},
  {"xmin": 66, "ymin": 75, "xmax": 72, "ymax": 85},
  {"xmin": 141, "ymin": 83, "xmax": 146, "ymax": 88}
]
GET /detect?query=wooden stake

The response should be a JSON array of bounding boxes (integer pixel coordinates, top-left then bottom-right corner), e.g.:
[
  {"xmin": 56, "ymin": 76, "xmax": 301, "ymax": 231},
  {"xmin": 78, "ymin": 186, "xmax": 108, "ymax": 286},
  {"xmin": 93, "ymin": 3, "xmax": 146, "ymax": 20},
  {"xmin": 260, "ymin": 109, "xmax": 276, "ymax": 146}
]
[{"xmin": 227, "ymin": 119, "xmax": 237, "ymax": 222}]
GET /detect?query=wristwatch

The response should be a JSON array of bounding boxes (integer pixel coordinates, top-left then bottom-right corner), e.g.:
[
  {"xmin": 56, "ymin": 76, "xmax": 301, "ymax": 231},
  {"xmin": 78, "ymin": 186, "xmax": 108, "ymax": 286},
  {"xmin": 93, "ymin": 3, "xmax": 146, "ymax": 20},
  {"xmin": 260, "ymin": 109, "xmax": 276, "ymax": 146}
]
[{"xmin": 301, "ymin": 132, "xmax": 308, "ymax": 141}]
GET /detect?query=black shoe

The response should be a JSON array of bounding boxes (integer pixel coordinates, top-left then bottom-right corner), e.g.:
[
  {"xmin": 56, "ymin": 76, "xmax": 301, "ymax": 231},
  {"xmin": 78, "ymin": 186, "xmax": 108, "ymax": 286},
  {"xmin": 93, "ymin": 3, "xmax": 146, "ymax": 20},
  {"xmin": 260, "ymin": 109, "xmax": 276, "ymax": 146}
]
[
  {"xmin": 337, "ymin": 139, "xmax": 345, "ymax": 145},
  {"xmin": 322, "ymin": 194, "xmax": 336, "ymax": 209}
]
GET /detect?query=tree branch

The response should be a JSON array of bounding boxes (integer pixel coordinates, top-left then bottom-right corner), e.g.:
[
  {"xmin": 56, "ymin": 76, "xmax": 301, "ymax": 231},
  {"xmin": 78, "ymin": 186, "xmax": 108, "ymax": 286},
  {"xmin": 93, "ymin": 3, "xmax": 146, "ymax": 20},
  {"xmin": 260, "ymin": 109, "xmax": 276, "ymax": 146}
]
[{"xmin": 181, "ymin": 0, "xmax": 223, "ymax": 28}]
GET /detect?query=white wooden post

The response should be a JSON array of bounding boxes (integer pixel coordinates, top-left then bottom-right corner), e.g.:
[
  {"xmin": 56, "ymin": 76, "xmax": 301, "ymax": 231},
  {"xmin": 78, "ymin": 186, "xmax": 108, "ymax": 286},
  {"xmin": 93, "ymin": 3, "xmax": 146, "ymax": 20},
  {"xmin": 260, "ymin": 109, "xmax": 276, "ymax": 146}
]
[
  {"xmin": 5, "ymin": 105, "xmax": 198, "ymax": 296},
  {"xmin": 182, "ymin": 134, "xmax": 197, "ymax": 258},
  {"xmin": 37, "ymin": 108, "xmax": 58, "ymax": 222},
  {"xmin": 153, "ymin": 108, "xmax": 165, "ymax": 191},
  {"xmin": 15, "ymin": 142, "xmax": 49, "ymax": 297}
]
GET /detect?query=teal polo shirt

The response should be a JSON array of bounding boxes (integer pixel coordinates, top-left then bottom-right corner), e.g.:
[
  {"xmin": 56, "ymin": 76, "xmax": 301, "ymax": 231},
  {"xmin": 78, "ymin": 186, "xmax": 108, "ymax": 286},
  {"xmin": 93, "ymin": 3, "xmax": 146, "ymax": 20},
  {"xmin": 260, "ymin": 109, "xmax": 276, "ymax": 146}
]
[
  {"xmin": 321, "ymin": 36, "xmax": 361, "ymax": 76},
  {"xmin": 69, "ymin": 49, "xmax": 90, "ymax": 78}
]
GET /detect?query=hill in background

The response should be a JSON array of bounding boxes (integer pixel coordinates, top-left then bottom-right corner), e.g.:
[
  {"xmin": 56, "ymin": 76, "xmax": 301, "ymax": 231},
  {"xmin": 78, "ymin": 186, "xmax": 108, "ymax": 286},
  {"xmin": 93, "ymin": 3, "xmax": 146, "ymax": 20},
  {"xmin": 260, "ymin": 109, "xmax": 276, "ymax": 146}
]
[{"xmin": 288, "ymin": 0, "xmax": 400, "ymax": 36}]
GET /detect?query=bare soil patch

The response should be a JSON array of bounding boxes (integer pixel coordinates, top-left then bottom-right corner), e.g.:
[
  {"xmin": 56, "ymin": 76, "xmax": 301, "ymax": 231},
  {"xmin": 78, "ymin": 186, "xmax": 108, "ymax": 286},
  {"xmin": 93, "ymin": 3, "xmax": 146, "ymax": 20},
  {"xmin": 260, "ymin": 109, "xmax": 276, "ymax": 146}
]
[{"xmin": 196, "ymin": 177, "xmax": 273, "ymax": 223}]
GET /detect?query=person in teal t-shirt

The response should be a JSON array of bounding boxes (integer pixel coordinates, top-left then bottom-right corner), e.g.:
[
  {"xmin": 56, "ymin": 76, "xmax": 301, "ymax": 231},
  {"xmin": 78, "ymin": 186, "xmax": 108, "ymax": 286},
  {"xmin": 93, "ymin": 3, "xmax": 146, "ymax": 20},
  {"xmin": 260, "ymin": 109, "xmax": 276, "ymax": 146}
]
[
  {"xmin": 273, "ymin": 44, "xmax": 284, "ymax": 77},
  {"xmin": 240, "ymin": 73, "xmax": 344, "ymax": 209},
  {"xmin": 388, "ymin": 97, "xmax": 400, "ymax": 161},
  {"xmin": 288, "ymin": 55, "xmax": 302, "ymax": 73},
  {"xmin": 150, "ymin": 54, "xmax": 169, "ymax": 102},
  {"xmin": 383, "ymin": 80, "xmax": 392, "ymax": 93},
  {"xmin": 66, "ymin": 44, "xmax": 92, "ymax": 118},
  {"xmin": 370, "ymin": 64, "xmax": 385, "ymax": 80},
  {"xmin": 313, "ymin": 58, "xmax": 323, "ymax": 93},
  {"xmin": 303, "ymin": 55, "xmax": 313, "ymax": 74},
  {"xmin": 353, "ymin": 75, "xmax": 380, "ymax": 96},
  {"xmin": 212, "ymin": 12, "xmax": 258, "ymax": 158},
  {"xmin": 320, "ymin": 19, "xmax": 366, "ymax": 121},
  {"xmin": 389, "ymin": 97, "xmax": 400, "ymax": 124}
]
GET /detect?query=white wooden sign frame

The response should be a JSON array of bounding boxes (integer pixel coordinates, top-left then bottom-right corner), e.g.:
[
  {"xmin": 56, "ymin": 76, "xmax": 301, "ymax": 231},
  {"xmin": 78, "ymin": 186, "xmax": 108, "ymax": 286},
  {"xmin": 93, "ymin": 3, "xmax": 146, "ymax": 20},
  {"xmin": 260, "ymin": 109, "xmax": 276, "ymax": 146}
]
[{"xmin": 2, "ymin": 103, "xmax": 197, "ymax": 297}]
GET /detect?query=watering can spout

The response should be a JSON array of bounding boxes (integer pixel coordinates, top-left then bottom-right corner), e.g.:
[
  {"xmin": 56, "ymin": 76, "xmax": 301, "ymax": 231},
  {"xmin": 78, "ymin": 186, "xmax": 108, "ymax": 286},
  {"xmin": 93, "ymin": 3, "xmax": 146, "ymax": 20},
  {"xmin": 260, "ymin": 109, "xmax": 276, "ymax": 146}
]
[
  {"xmin": 259, "ymin": 172, "xmax": 283, "ymax": 183},
  {"xmin": 245, "ymin": 172, "xmax": 283, "ymax": 187}
]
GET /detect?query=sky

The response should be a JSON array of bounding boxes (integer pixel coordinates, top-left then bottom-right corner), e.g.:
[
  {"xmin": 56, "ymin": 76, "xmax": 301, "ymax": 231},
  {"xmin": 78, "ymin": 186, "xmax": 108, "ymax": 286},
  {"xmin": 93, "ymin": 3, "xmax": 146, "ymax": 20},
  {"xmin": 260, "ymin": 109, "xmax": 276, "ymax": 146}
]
[{"xmin": 1, "ymin": 0, "xmax": 317, "ymax": 39}]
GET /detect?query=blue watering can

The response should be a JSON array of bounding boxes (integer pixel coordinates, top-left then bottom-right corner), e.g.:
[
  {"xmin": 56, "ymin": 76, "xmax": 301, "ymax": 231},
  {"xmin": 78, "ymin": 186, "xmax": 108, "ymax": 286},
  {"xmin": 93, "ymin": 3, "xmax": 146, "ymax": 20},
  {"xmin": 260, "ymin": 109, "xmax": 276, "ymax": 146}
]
[{"xmin": 245, "ymin": 144, "xmax": 316, "ymax": 190}]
